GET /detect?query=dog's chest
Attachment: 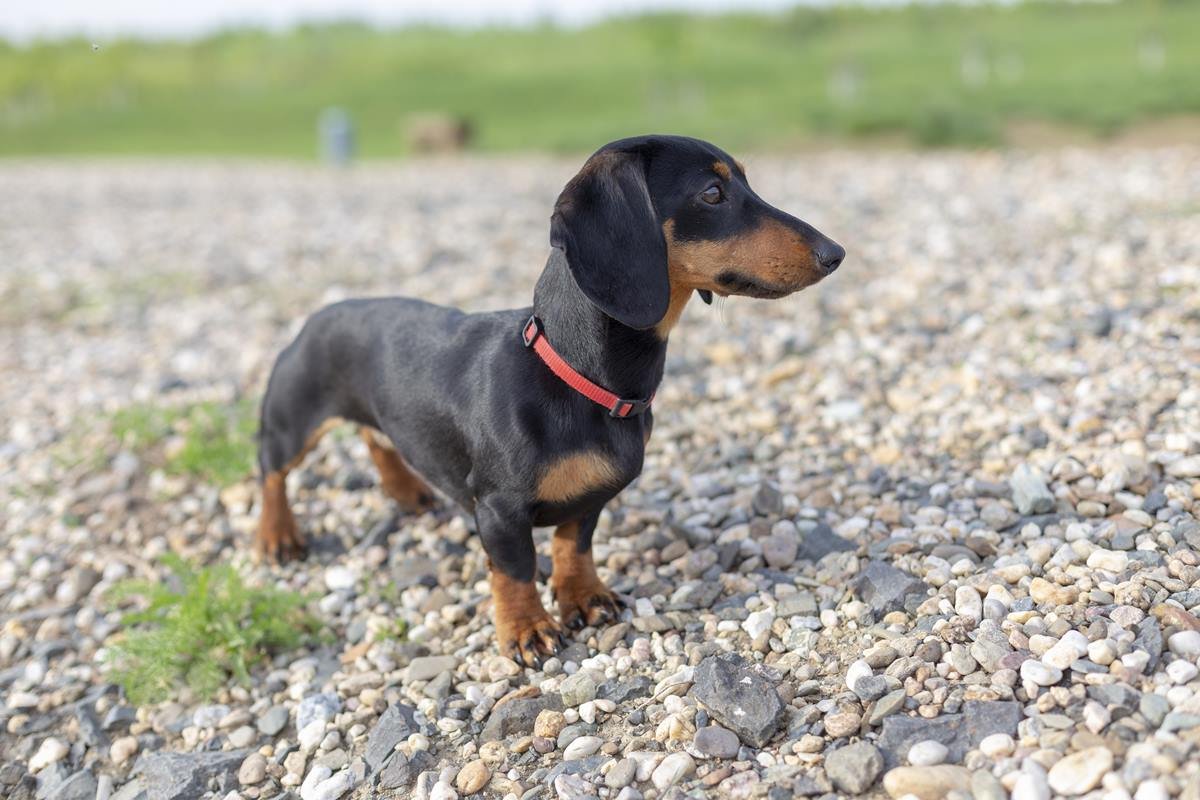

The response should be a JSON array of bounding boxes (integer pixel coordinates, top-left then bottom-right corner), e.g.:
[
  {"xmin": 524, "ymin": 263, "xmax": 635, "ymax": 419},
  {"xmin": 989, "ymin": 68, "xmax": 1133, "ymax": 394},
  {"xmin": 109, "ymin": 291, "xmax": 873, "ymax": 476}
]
[{"xmin": 533, "ymin": 425, "xmax": 645, "ymax": 510}]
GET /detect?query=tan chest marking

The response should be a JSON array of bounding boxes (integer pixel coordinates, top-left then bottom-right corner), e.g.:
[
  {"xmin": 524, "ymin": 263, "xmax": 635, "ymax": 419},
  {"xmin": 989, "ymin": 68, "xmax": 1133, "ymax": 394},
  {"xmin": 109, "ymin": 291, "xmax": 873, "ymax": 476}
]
[{"xmin": 536, "ymin": 450, "xmax": 622, "ymax": 504}]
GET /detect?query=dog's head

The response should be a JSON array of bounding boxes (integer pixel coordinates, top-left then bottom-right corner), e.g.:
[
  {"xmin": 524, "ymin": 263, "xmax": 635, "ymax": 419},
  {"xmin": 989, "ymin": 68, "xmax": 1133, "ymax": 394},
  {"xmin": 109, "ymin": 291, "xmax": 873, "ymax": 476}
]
[{"xmin": 550, "ymin": 134, "xmax": 844, "ymax": 331}]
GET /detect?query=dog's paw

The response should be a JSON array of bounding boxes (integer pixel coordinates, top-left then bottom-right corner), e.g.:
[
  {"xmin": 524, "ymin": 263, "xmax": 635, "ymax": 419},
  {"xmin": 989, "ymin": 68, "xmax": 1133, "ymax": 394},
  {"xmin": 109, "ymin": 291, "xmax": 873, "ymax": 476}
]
[
  {"xmin": 254, "ymin": 520, "xmax": 308, "ymax": 565},
  {"xmin": 554, "ymin": 582, "xmax": 624, "ymax": 631},
  {"xmin": 386, "ymin": 483, "xmax": 437, "ymax": 514},
  {"xmin": 497, "ymin": 612, "xmax": 566, "ymax": 669}
]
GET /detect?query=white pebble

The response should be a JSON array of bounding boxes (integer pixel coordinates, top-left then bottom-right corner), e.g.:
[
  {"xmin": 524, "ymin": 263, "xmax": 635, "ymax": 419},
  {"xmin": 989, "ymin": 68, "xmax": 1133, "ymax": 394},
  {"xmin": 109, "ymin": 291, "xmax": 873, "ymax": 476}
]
[
  {"xmin": 562, "ymin": 735, "xmax": 603, "ymax": 761},
  {"xmin": 1086, "ymin": 549, "xmax": 1128, "ymax": 572},
  {"xmin": 845, "ymin": 659, "xmax": 873, "ymax": 692},
  {"xmin": 651, "ymin": 752, "xmax": 696, "ymax": 791},
  {"xmin": 1166, "ymin": 660, "xmax": 1198, "ymax": 684},
  {"xmin": 1020, "ymin": 660, "xmax": 1062, "ymax": 687},
  {"xmin": 907, "ymin": 739, "xmax": 949, "ymax": 766},
  {"xmin": 30, "ymin": 737, "xmax": 68, "ymax": 772},
  {"xmin": 1168, "ymin": 630, "xmax": 1200, "ymax": 658},
  {"xmin": 979, "ymin": 733, "xmax": 1014, "ymax": 758},
  {"xmin": 954, "ymin": 586, "xmax": 982, "ymax": 621}
]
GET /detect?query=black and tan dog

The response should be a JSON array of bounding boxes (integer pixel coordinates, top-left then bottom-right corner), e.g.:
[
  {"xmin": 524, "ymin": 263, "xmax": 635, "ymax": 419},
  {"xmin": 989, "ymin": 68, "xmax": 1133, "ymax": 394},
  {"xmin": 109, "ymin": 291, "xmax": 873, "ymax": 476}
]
[{"xmin": 255, "ymin": 135, "xmax": 844, "ymax": 666}]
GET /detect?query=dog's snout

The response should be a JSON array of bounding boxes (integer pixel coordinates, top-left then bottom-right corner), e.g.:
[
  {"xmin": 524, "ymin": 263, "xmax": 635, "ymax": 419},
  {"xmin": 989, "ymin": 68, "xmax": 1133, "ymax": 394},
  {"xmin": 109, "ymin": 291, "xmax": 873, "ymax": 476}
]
[{"xmin": 814, "ymin": 239, "xmax": 845, "ymax": 275}]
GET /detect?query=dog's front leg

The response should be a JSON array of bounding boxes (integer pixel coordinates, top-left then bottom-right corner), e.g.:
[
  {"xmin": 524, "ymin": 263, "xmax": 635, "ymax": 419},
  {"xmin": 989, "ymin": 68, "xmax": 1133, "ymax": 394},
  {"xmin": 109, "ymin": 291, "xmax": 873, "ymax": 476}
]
[
  {"xmin": 550, "ymin": 512, "xmax": 623, "ymax": 630},
  {"xmin": 476, "ymin": 494, "xmax": 564, "ymax": 667}
]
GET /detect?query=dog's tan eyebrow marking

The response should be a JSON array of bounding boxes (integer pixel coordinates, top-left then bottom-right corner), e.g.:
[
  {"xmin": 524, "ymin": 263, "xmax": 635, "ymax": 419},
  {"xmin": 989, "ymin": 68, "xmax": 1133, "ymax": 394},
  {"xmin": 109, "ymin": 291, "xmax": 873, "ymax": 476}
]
[{"xmin": 712, "ymin": 161, "xmax": 732, "ymax": 181}]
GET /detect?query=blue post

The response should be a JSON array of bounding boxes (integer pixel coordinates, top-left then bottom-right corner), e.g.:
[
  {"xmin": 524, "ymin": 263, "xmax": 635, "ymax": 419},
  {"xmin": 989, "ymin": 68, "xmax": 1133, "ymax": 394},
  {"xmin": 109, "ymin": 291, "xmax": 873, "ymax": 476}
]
[{"xmin": 318, "ymin": 108, "xmax": 355, "ymax": 166}]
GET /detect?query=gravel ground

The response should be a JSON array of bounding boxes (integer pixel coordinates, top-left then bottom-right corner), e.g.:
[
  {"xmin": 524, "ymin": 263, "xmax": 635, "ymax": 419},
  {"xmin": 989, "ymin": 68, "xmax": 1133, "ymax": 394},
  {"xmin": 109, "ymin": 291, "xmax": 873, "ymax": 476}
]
[{"xmin": 2, "ymin": 147, "xmax": 1200, "ymax": 800}]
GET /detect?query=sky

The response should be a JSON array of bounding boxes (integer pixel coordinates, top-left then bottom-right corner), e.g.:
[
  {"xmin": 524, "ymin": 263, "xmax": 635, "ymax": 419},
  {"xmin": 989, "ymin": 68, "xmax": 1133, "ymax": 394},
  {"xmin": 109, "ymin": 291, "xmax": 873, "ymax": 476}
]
[{"xmin": 2, "ymin": 0, "xmax": 844, "ymax": 41}]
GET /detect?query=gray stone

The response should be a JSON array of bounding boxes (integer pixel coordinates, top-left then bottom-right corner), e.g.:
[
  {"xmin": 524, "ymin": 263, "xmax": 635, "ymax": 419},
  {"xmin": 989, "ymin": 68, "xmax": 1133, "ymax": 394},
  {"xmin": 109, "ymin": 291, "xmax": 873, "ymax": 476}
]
[
  {"xmin": 597, "ymin": 676, "xmax": 652, "ymax": 704},
  {"xmin": 605, "ymin": 758, "xmax": 636, "ymax": 790},
  {"xmin": 797, "ymin": 523, "xmax": 855, "ymax": 562},
  {"xmin": 378, "ymin": 750, "xmax": 434, "ymax": 790},
  {"xmin": 1135, "ymin": 618, "xmax": 1164, "ymax": 670},
  {"xmin": 692, "ymin": 653, "xmax": 785, "ymax": 748},
  {"xmin": 109, "ymin": 778, "xmax": 148, "ymax": 800},
  {"xmin": 365, "ymin": 704, "xmax": 422, "ymax": 772},
  {"xmin": 1140, "ymin": 694, "xmax": 1169, "ymax": 727},
  {"xmin": 74, "ymin": 703, "xmax": 107, "ymax": 750},
  {"xmin": 1011, "ymin": 464, "xmax": 1055, "ymax": 515},
  {"xmin": 852, "ymin": 675, "xmax": 889, "ymax": 702},
  {"xmin": 1161, "ymin": 712, "xmax": 1200, "ymax": 733},
  {"xmin": 825, "ymin": 742, "xmax": 884, "ymax": 794},
  {"xmin": 133, "ymin": 750, "xmax": 247, "ymax": 800},
  {"xmin": 762, "ymin": 529, "xmax": 799, "ymax": 569},
  {"xmin": 257, "ymin": 705, "xmax": 289, "ymax": 737},
  {"xmin": 404, "ymin": 655, "xmax": 460, "ymax": 682},
  {"xmin": 481, "ymin": 693, "xmax": 563, "ymax": 743},
  {"xmin": 693, "ymin": 726, "xmax": 740, "ymax": 759},
  {"xmin": 776, "ymin": 593, "xmax": 818, "ymax": 617},
  {"xmin": 970, "ymin": 625, "xmax": 1013, "ymax": 672},
  {"xmin": 559, "ymin": 673, "xmax": 598, "ymax": 707},
  {"xmin": 877, "ymin": 701, "xmax": 1021, "ymax": 768},
  {"xmin": 296, "ymin": 693, "xmax": 341, "ymax": 732},
  {"xmin": 752, "ymin": 482, "xmax": 784, "ymax": 516},
  {"xmin": 46, "ymin": 770, "xmax": 97, "ymax": 800},
  {"xmin": 868, "ymin": 689, "xmax": 907, "ymax": 725},
  {"xmin": 855, "ymin": 560, "xmax": 929, "ymax": 615},
  {"xmin": 102, "ymin": 705, "xmax": 136, "ymax": 732}
]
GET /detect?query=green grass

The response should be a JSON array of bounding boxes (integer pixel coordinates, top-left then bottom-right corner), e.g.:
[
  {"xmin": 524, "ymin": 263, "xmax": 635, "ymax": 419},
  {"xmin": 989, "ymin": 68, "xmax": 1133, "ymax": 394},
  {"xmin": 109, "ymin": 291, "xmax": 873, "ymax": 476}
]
[
  {"xmin": 1, "ymin": 1, "xmax": 1198, "ymax": 156},
  {"xmin": 106, "ymin": 554, "xmax": 320, "ymax": 704},
  {"xmin": 112, "ymin": 399, "xmax": 258, "ymax": 486}
]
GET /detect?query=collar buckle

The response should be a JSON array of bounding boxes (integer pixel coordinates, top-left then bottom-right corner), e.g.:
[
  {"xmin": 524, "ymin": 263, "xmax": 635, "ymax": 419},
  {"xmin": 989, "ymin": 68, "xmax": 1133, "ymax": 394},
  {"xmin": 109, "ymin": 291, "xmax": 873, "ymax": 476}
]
[
  {"xmin": 609, "ymin": 397, "xmax": 652, "ymax": 418},
  {"xmin": 521, "ymin": 315, "xmax": 542, "ymax": 348}
]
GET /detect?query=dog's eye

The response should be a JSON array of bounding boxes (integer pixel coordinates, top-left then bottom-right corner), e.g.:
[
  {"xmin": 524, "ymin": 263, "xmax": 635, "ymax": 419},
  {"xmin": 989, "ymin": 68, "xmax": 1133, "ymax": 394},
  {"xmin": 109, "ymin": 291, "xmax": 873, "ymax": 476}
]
[{"xmin": 700, "ymin": 185, "xmax": 724, "ymax": 205}]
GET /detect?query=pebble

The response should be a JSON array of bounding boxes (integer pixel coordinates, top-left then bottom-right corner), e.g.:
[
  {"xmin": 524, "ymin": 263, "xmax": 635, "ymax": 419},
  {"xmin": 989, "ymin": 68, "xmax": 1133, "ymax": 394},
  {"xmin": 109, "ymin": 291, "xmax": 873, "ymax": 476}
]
[
  {"xmin": 110, "ymin": 735, "xmax": 139, "ymax": 765},
  {"xmin": 826, "ymin": 741, "xmax": 884, "ymax": 794},
  {"xmin": 693, "ymin": 726, "xmax": 740, "ymax": 759},
  {"xmin": 562, "ymin": 736, "xmax": 602, "ymax": 761},
  {"xmin": 30, "ymin": 737, "xmax": 68, "ymax": 772},
  {"xmin": 907, "ymin": 739, "xmax": 949, "ymax": 766},
  {"xmin": 1020, "ymin": 660, "xmax": 1063, "ymax": 686},
  {"xmin": 882, "ymin": 765, "xmax": 973, "ymax": 799},
  {"xmin": 1013, "ymin": 770, "xmax": 1051, "ymax": 800},
  {"xmin": 979, "ymin": 733, "xmax": 1014, "ymax": 758},
  {"xmin": 650, "ymin": 752, "xmax": 695, "ymax": 791},
  {"xmin": 455, "ymin": 760, "xmax": 490, "ymax": 795},
  {"xmin": 1168, "ymin": 630, "xmax": 1200, "ymax": 657},
  {"xmin": 238, "ymin": 753, "xmax": 267, "ymax": 786},
  {"xmin": 1046, "ymin": 747, "xmax": 1112, "ymax": 796}
]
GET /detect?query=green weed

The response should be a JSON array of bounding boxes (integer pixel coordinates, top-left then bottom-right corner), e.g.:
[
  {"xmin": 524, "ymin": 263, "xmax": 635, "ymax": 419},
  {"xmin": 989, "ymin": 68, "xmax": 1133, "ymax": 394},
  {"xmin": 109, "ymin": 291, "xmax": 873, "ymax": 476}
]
[
  {"xmin": 111, "ymin": 399, "xmax": 258, "ymax": 487},
  {"xmin": 106, "ymin": 554, "xmax": 320, "ymax": 705}
]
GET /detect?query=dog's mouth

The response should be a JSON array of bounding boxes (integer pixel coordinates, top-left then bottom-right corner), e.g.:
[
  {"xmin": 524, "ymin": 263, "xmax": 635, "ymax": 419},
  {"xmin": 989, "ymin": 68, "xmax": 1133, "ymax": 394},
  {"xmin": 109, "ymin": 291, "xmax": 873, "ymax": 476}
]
[{"xmin": 713, "ymin": 270, "xmax": 798, "ymax": 300}]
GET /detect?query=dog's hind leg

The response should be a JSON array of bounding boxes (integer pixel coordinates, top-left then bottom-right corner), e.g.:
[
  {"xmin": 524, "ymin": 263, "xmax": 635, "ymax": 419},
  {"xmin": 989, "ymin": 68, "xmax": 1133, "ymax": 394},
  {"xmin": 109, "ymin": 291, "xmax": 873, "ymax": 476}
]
[
  {"xmin": 254, "ymin": 342, "xmax": 344, "ymax": 563},
  {"xmin": 359, "ymin": 428, "xmax": 436, "ymax": 513}
]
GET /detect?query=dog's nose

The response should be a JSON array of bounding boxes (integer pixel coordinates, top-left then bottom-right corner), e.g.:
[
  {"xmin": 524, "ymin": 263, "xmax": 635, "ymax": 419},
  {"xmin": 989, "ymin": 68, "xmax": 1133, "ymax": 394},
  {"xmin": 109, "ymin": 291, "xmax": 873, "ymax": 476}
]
[{"xmin": 814, "ymin": 239, "xmax": 845, "ymax": 275}]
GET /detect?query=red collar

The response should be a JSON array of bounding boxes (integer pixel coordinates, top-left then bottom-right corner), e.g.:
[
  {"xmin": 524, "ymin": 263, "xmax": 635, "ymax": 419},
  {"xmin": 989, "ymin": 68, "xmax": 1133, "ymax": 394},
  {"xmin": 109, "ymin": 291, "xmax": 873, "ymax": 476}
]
[{"xmin": 522, "ymin": 315, "xmax": 654, "ymax": 418}]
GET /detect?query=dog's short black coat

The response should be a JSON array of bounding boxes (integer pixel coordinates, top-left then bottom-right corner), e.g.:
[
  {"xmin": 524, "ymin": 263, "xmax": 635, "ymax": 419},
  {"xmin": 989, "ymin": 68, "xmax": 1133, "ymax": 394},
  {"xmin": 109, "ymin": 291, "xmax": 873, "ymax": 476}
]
[{"xmin": 255, "ymin": 134, "xmax": 844, "ymax": 665}]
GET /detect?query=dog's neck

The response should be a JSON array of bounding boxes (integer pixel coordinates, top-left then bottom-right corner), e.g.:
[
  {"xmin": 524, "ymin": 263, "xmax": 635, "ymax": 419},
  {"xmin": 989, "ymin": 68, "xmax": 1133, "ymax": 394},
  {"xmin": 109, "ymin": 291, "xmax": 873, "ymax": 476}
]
[{"xmin": 532, "ymin": 248, "xmax": 667, "ymax": 402}]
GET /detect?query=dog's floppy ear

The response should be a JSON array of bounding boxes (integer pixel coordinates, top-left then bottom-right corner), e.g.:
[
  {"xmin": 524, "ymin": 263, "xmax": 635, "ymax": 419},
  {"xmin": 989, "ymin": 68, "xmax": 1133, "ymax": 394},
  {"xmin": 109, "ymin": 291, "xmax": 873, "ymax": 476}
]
[{"xmin": 550, "ymin": 148, "xmax": 669, "ymax": 330}]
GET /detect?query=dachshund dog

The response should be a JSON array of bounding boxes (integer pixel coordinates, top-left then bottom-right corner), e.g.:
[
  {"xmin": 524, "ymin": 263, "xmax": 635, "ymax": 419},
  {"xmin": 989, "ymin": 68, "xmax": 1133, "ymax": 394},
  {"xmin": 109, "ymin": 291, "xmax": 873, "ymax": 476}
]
[{"xmin": 254, "ymin": 135, "xmax": 844, "ymax": 666}]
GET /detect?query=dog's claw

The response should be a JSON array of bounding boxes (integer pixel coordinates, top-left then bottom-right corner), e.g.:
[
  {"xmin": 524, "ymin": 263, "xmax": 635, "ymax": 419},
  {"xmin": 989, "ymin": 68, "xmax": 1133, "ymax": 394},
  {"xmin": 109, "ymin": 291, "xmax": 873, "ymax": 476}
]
[{"xmin": 499, "ymin": 614, "xmax": 564, "ymax": 669}]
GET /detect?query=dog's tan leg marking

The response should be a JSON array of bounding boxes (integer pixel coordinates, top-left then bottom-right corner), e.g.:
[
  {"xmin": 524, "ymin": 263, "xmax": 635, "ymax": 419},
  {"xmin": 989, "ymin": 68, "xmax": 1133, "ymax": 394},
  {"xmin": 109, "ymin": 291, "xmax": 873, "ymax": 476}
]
[
  {"xmin": 550, "ymin": 521, "xmax": 622, "ymax": 630},
  {"xmin": 491, "ymin": 568, "xmax": 563, "ymax": 667},
  {"xmin": 359, "ymin": 427, "xmax": 435, "ymax": 512}
]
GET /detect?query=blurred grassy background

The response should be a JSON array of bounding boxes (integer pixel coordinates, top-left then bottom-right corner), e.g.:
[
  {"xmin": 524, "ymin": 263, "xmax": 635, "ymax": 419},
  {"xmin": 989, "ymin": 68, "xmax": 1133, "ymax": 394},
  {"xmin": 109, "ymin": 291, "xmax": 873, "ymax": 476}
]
[{"xmin": 1, "ymin": 0, "xmax": 1198, "ymax": 157}]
